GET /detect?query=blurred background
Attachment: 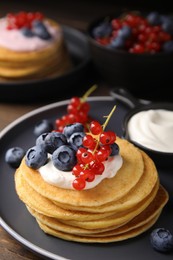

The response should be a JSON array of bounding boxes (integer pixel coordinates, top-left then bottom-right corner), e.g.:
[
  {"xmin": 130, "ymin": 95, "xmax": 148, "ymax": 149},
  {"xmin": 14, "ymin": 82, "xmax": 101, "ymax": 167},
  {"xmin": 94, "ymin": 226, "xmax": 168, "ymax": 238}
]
[
  {"xmin": 2, "ymin": 0, "xmax": 173, "ymax": 31},
  {"xmin": 1, "ymin": 0, "xmax": 173, "ymax": 102}
]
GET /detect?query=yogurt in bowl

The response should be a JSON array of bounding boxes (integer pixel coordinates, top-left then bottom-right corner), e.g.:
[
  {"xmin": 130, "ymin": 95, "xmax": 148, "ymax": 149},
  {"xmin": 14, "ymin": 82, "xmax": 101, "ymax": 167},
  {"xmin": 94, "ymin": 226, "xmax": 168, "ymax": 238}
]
[
  {"xmin": 127, "ymin": 109, "xmax": 173, "ymax": 153},
  {"xmin": 110, "ymin": 87, "xmax": 173, "ymax": 168}
]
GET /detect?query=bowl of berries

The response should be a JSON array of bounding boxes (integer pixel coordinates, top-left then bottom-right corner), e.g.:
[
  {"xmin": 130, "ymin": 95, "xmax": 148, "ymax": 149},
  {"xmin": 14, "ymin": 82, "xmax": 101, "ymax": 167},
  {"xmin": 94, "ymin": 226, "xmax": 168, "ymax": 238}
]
[{"xmin": 87, "ymin": 10, "xmax": 173, "ymax": 101}]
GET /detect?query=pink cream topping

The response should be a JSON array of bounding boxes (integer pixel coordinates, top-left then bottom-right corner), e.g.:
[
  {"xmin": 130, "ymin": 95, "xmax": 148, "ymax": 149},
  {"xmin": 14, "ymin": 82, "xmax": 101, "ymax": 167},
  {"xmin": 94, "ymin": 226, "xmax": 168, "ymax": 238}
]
[{"xmin": 0, "ymin": 18, "xmax": 61, "ymax": 52}]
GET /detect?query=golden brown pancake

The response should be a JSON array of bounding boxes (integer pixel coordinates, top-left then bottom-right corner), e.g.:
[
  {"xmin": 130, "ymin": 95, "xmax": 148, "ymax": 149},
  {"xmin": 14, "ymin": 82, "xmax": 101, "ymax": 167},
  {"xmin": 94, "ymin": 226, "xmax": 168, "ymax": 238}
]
[
  {"xmin": 20, "ymin": 138, "xmax": 145, "ymax": 208},
  {"xmin": 14, "ymin": 137, "xmax": 169, "ymax": 243},
  {"xmin": 0, "ymin": 19, "xmax": 72, "ymax": 79},
  {"xmin": 52, "ymin": 150, "xmax": 159, "ymax": 213},
  {"xmin": 26, "ymin": 185, "xmax": 167, "ymax": 237},
  {"xmin": 36, "ymin": 214, "xmax": 160, "ymax": 243}
]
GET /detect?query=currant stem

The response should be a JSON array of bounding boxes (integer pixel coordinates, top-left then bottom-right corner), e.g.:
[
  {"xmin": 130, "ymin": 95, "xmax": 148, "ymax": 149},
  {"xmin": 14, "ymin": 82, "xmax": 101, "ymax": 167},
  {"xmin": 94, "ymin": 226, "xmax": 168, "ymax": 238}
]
[
  {"xmin": 93, "ymin": 105, "xmax": 116, "ymax": 154},
  {"xmin": 81, "ymin": 84, "xmax": 97, "ymax": 102},
  {"xmin": 102, "ymin": 105, "xmax": 116, "ymax": 131}
]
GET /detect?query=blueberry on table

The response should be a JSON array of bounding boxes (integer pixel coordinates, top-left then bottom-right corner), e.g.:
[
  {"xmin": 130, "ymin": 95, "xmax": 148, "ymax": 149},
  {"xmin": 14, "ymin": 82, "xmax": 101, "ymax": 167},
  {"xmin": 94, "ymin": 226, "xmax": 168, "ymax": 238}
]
[
  {"xmin": 52, "ymin": 145, "xmax": 77, "ymax": 171},
  {"xmin": 150, "ymin": 228, "xmax": 173, "ymax": 253},
  {"xmin": 63, "ymin": 123, "xmax": 84, "ymax": 139},
  {"xmin": 5, "ymin": 147, "xmax": 25, "ymax": 168},
  {"xmin": 34, "ymin": 119, "xmax": 53, "ymax": 137},
  {"xmin": 25, "ymin": 146, "xmax": 48, "ymax": 169}
]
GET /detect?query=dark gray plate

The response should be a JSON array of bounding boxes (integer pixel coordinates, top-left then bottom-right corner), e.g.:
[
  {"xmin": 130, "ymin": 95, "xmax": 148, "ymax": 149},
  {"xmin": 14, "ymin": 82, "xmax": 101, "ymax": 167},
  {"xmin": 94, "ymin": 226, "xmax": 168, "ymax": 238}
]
[
  {"xmin": 0, "ymin": 26, "xmax": 92, "ymax": 103},
  {"xmin": 0, "ymin": 97, "xmax": 172, "ymax": 260}
]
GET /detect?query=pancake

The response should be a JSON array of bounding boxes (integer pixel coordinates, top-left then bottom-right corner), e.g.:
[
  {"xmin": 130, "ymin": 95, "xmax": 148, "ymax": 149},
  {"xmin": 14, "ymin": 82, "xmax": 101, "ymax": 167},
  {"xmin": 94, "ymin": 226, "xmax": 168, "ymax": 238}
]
[
  {"xmin": 0, "ymin": 17, "xmax": 72, "ymax": 79},
  {"xmin": 15, "ymin": 167, "xmax": 158, "ymax": 223},
  {"xmin": 14, "ymin": 136, "xmax": 169, "ymax": 243},
  {"xmin": 36, "ymin": 214, "xmax": 161, "ymax": 243},
  {"xmin": 15, "ymin": 170, "xmax": 121, "ymax": 221},
  {"xmin": 52, "ymin": 150, "xmax": 159, "ymax": 213},
  {"xmin": 26, "ymin": 185, "xmax": 167, "ymax": 237},
  {"xmin": 20, "ymin": 138, "xmax": 145, "ymax": 207}
]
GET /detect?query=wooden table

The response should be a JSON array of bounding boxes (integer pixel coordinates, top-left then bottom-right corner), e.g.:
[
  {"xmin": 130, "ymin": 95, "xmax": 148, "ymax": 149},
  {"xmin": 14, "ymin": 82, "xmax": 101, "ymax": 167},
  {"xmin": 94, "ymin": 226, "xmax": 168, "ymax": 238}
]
[{"xmin": 0, "ymin": 1, "xmax": 172, "ymax": 259}]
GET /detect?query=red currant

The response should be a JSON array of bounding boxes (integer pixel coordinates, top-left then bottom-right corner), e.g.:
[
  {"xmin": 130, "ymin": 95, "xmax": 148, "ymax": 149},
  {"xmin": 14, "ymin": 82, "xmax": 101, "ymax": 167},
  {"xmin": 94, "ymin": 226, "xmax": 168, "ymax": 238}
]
[
  {"xmin": 90, "ymin": 121, "xmax": 102, "ymax": 135},
  {"xmin": 81, "ymin": 150, "xmax": 94, "ymax": 164},
  {"xmin": 90, "ymin": 162, "xmax": 105, "ymax": 175},
  {"xmin": 100, "ymin": 131, "xmax": 116, "ymax": 145},
  {"xmin": 72, "ymin": 177, "xmax": 86, "ymax": 190},
  {"xmin": 82, "ymin": 134, "xmax": 96, "ymax": 149}
]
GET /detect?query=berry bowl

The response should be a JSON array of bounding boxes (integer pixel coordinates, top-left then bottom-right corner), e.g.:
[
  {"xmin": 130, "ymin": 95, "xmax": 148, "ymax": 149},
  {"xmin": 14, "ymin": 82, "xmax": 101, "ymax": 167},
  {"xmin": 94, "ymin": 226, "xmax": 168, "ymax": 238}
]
[
  {"xmin": 110, "ymin": 87, "xmax": 173, "ymax": 169},
  {"xmin": 87, "ymin": 10, "xmax": 173, "ymax": 101}
]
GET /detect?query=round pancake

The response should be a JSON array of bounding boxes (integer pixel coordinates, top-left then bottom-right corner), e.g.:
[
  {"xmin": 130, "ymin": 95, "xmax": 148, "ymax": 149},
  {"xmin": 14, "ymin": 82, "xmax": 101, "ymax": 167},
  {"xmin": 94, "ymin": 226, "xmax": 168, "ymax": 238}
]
[
  {"xmin": 52, "ymin": 150, "xmax": 159, "ymax": 213},
  {"xmin": 26, "ymin": 185, "xmax": 168, "ymax": 237},
  {"xmin": 20, "ymin": 138, "xmax": 145, "ymax": 207},
  {"xmin": 0, "ymin": 19, "xmax": 62, "ymax": 62},
  {"xmin": 36, "ymin": 214, "xmax": 160, "ymax": 243},
  {"xmin": 59, "ymin": 183, "xmax": 159, "ymax": 230},
  {"xmin": 14, "ymin": 167, "xmax": 158, "ymax": 226},
  {"xmin": 0, "ymin": 19, "xmax": 72, "ymax": 79},
  {"xmin": 15, "ymin": 170, "xmax": 123, "ymax": 221}
]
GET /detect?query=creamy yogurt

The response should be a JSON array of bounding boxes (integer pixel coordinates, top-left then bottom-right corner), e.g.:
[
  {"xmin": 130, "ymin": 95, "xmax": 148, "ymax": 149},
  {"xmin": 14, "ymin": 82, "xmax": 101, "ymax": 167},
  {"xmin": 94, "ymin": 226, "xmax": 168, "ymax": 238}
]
[
  {"xmin": 39, "ymin": 154, "xmax": 123, "ymax": 190},
  {"xmin": 127, "ymin": 109, "xmax": 173, "ymax": 153},
  {"xmin": 0, "ymin": 18, "xmax": 60, "ymax": 52}
]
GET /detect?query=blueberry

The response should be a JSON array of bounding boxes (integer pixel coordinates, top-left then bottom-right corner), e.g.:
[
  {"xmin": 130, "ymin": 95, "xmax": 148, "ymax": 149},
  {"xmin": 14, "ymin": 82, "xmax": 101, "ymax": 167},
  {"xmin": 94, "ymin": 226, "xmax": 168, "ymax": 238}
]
[
  {"xmin": 34, "ymin": 119, "xmax": 53, "ymax": 137},
  {"xmin": 92, "ymin": 21, "xmax": 112, "ymax": 38},
  {"xmin": 36, "ymin": 132, "xmax": 49, "ymax": 148},
  {"xmin": 150, "ymin": 228, "xmax": 173, "ymax": 253},
  {"xmin": 109, "ymin": 36, "xmax": 125, "ymax": 49},
  {"xmin": 146, "ymin": 11, "xmax": 162, "ymax": 26},
  {"xmin": 44, "ymin": 132, "xmax": 67, "ymax": 154},
  {"xmin": 21, "ymin": 27, "xmax": 34, "ymax": 37},
  {"xmin": 163, "ymin": 41, "xmax": 173, "ymax": 52},
  {"xmin": 68, "ymin": 132, "xmax": 85, "ymax": 150},
  {"xmin": 110, "ymin": 143, "xmax": 119, "ymax": 156},
  {"xmin": 52, "ymin": 145, "xmax": 77, "ymax": 171},
  {"xmin": 5, "ymin": 147, "xmax": 25, "ymax": 168},
  {"xmin": 25, "ymin": 146, "xmax": 48, "ymax": 169},
  {"xmin": 63, "ymin": 123, "xmax": 84, "ymax": 139},
  {"xmin": 162, "ymin": 17, "xmax": 173, "ymax": 35},
  {"xmin": 32, "ymin": 20, "xmax": 52, "ymax": 40},
  {"xmin": 118, "ymin": 25, "xmax": 132, "ymax": 39}
]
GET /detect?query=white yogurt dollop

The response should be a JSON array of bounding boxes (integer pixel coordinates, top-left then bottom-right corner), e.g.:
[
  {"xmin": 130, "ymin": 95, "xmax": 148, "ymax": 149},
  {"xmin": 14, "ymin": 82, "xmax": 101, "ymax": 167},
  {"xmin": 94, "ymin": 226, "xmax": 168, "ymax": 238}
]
[
  {"xmin": 39, "ymin": 154, "xmax": 123, "ymax": 190},
  {"xmin": 127, "ymin": 109, "xmax": 173, "ymax": 153}
]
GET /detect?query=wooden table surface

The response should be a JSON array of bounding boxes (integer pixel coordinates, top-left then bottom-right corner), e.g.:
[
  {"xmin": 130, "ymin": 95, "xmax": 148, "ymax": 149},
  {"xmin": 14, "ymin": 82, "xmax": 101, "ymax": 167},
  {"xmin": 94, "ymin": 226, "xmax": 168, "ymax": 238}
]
[{"xmin": 0, "ymin": 1, "xmax": 172, "ymax": 259}]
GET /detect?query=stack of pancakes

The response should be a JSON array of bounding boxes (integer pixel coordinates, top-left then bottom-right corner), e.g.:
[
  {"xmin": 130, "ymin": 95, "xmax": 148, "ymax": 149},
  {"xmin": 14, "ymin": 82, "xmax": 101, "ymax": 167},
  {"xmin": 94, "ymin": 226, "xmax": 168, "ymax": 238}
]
[
  {"xmin": 15, "ymin": 138, "xmax": 168, "ymax": 243},
  {"xmin": 0, "ymin": 19, "xmax": 72, "ymax": 80}
]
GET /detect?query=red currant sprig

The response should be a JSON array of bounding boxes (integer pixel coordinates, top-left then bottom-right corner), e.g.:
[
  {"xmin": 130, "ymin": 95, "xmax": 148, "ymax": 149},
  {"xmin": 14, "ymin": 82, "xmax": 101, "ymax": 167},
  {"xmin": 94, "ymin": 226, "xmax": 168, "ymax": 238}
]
[
  {"xmin": 72, "ymin": 106, "xmax": 117, "ymax": 190},
  {"xmin": 6, "ymin": 11, "xmax": 44, "ymax": 30},
  {"xmin": 55, "ymin": 85, "xmax": 97, "ymax": 132}
]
